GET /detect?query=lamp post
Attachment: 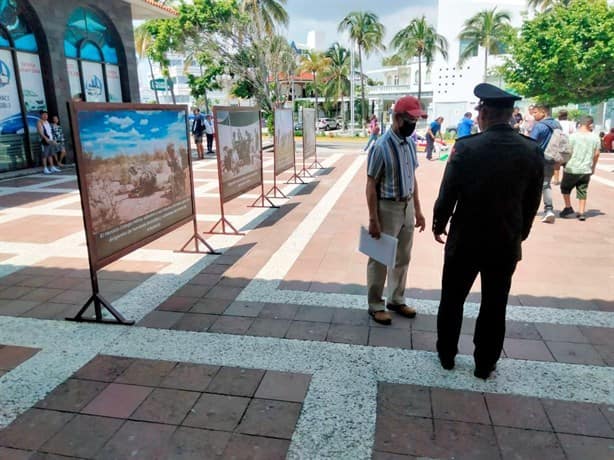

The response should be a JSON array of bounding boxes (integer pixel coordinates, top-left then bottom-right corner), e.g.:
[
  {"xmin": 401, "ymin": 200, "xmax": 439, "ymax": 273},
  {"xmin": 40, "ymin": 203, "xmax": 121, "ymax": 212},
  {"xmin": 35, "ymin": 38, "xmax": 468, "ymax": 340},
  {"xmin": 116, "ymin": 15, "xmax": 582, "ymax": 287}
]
[{"xmin": 350, "ymin": 42, "xmax": 355, "ymax": 136}]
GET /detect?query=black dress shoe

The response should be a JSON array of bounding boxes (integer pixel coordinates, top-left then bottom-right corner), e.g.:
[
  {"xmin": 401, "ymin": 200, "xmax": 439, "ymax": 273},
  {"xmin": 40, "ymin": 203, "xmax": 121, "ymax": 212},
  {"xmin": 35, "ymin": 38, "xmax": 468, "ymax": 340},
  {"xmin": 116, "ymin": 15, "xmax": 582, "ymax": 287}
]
[
  {"xmin": 439, "ymin": 355, "xmax": 455, "ymax": 370},
  {"xmin": 474, "ymin": 364, "xmax": 496, "ymax": 380}
]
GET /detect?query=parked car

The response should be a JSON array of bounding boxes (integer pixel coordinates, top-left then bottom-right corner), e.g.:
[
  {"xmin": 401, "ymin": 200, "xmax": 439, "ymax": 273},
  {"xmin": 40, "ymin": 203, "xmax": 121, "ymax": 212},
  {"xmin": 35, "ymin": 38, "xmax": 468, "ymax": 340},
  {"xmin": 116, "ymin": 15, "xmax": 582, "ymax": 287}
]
[
  {"xmin": 294, "ymin": 121, "xmax": 302, "ymax": 131},
  {"xmin": 22, "ymin": 90, "xmax": 46, "ymax": 112},
  {"xmin": 317, "ymin": 118, "xmax": 339, "ymax": 131}
]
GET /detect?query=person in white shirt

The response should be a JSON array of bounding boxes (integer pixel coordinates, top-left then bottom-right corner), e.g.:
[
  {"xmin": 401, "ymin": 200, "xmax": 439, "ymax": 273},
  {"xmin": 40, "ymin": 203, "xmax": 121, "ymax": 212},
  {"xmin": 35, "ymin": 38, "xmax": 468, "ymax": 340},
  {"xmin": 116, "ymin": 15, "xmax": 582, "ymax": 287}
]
[
  {"xmin": 204, "ymin": 113, "xmax": 215, "ymax": 154},
  {"xmin": 36, "ymin": 111, "xmax": 61, "ymax": 174},
  {"xmin": 553, "ymin": 110, "xmax": 576, "ymax": 185}
]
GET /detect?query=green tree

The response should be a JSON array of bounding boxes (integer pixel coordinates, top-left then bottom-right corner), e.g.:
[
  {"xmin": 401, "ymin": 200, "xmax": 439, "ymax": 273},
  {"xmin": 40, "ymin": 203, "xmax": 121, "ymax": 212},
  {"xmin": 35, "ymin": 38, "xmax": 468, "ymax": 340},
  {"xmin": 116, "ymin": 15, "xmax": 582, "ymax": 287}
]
[
  {"xmin": 527, "ymin": 0, "xmax": 572, "ymax": 11},
  {"xmin": 324, "ymin": 42, "xmax": 351, "ymax": 124},
  {"xmin": 338, "ymin": 11, "xmax": 385, "ymax": 123},
  {"xmin": 458, "ymin": 7, "xmax": 512, "ymax": 82},
  {"xmin": 382, "ymin": 54, "xmax": 404, "ymax": 66},
  {"xmin": 134, "ymin": 23, "xmax": 160, "ymax": 104},
  {"xmin": 390, "ymin": 15, "xmax": 448, "ymax": 101},
  {"xmin": 503, "ymin": 0, "xmax": 614, "ymax": 105},
  {"xmin": 299, "ymin": 50, "xmax": 331, "ymax": 118},
  {"xmin": 240, "ymin": 0, "xmax": 289, "ymax": 35}
]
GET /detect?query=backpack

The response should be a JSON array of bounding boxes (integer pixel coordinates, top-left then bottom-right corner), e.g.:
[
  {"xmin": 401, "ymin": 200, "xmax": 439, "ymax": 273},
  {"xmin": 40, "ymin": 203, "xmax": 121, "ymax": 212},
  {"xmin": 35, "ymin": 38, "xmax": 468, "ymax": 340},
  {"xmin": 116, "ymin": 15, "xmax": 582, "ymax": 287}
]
[{"xmin": 542, "ymin": 123, "xmax": 571, "ymax": 163}]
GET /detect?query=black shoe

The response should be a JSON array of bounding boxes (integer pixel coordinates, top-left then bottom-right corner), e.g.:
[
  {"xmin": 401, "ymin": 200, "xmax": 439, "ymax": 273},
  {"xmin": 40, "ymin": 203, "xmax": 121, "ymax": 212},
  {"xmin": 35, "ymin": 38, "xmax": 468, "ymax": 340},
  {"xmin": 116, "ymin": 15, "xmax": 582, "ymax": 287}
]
[
  {"xmin": 439, "ymin": 355, "xmax": 455, "ymax": 370},
  {"xmin": 559, "ymin": 207, "xmax": 575, "ymax": 218},
  {"xmin": 474, "ymin": 364, "xmax": 496, "ymax": 380}
]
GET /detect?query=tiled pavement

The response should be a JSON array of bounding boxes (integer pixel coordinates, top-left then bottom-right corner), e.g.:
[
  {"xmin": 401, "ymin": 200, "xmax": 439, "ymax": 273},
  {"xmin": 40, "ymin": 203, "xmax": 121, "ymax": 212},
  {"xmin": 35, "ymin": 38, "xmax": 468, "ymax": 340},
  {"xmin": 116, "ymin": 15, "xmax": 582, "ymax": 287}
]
[{"xmin": 0, "ymin": 146, "xmax": 613, "ymax": 459}]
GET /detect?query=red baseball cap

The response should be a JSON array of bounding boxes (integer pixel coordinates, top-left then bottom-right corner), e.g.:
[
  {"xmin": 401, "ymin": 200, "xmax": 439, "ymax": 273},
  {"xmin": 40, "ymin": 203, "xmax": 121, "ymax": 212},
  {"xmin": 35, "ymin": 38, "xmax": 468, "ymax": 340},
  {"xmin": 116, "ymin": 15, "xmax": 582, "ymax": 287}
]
[{"xmin": 393, "ymin": 96, "xmax": 427, "ymax": 119}]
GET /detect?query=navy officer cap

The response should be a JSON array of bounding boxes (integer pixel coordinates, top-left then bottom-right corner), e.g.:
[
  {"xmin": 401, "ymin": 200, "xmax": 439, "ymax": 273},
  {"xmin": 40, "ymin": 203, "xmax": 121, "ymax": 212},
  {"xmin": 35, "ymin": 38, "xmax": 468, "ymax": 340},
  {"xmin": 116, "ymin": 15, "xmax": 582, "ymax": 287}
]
[{"xmin": 474, "ymin": 83, "xmax": 521, "ymax": 109}]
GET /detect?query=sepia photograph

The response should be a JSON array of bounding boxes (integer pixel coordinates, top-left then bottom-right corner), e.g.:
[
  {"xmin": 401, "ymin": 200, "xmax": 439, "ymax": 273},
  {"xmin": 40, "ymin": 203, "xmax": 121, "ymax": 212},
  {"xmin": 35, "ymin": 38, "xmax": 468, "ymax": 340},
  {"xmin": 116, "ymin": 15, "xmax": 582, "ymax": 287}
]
[
  {"xmin": 274, "ymin": 108, "xmax": 295, "ymax": 175},
  {"xmin": 302, "ymin": 107, "xmax": 316, "ymax": 161}
]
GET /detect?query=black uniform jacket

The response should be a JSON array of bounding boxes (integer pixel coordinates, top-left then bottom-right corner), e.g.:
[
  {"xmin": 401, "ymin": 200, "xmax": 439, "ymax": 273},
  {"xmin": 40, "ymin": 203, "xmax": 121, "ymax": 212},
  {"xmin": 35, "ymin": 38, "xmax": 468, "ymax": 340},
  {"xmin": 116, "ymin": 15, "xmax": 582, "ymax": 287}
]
[{"xmin": 433, "ymin": 124, "xmax": 544, "ymax": 262}]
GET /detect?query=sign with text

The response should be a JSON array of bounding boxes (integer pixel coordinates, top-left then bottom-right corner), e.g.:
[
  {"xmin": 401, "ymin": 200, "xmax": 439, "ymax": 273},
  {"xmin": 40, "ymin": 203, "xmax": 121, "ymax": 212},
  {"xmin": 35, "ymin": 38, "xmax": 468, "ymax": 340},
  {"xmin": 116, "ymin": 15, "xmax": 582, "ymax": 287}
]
[
  {"xmin": 302, "ymin": 108, "xmax": 316, "ymax": 161},
  {"xmin": 274, "ymin": 108, "xmax": 295, "ymax": 175},
  {"xmin": 69, "ymin": 103, "xmax": 194, "ymax": 269},
  {"xmin": 213, "ymin": 106, "xmax": 262, "ymax": 202},
  {"xmin": 17, "ymin": 52, "xmax": 47, "ymax": 112},
  {"xmin": 81, "ymin": 61, "xmax": 106, "ymax": 102}
]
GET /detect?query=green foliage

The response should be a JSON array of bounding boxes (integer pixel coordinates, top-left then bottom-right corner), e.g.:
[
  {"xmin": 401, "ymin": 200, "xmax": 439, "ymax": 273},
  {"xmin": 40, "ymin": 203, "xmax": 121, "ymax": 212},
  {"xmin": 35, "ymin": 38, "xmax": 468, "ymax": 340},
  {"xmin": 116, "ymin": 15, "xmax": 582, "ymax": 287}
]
[
  {"xmin": 502, "ymin": 0, "xmax": 614, "ymax": 105},
  {"xmin": 231, "ymin": 79, "xmax": 257, "ymax": 100},
  {"xmin": 294, "ymin": 100, "xmax": 314, "ymax": 114}
]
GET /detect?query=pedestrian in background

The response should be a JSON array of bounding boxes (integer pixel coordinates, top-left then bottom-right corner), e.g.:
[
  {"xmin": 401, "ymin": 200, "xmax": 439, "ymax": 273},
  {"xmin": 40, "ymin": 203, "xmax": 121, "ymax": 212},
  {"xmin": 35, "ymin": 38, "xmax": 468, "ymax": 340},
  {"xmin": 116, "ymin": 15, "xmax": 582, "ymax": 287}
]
[
  {"xmin": 204, "ymin": 113, "xmax": 216, "ymax": 155},
  {"xmin": 456, "ymin": 112, "xmax": 474, "ymax": 139},
  {"xmin": 426, "ymin": 116, "xmax": 444, "ymax": 160},
  {"xmin": 50, "ymin": 115, "xmax": 67, "ymax": 166},
  {"xmin": 553, "ymin": 109, "xmax": 576, "ymax": 185},
  {"xmin": 364, "ymin": 114, "xmax": 380, "ymax": 152},
  {"xmin": 191, "ymin": 108, "xmax": 205, "ymax": 160},
  {"xmin": 433, "ymin": 83, "xmax": 543, "ymax": 379}
]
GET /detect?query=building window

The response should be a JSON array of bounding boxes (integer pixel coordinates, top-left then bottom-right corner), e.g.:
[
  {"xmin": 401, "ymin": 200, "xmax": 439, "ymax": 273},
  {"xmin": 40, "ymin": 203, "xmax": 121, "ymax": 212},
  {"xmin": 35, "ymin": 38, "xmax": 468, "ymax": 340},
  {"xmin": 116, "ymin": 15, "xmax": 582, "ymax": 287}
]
[
  {"xmin": 425, "ymin": 70, "xmax": 431, "ymax": 84},
  {"xmin": 0, "ymin": 3, "xmax": 48, "ymax": 172},
  {"xmin": 64, "ymin": 8, "xmax": 123, "ymax": 102},
  {"xmin": 393, "ymin": 75, "xmax": 399, "ymax": 85},
  {"xmin": 459, "ymin": 38, "xmax": 478, "ymax": 60}
]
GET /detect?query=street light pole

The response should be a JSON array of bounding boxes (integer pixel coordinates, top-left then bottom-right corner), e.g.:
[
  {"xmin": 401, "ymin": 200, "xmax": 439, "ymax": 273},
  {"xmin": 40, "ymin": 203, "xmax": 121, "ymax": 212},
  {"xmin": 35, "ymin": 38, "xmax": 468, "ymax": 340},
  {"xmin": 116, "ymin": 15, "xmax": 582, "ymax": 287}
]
[{"xmin": 350, "ymin": 42, "xmax": 355, "ymax": 137}]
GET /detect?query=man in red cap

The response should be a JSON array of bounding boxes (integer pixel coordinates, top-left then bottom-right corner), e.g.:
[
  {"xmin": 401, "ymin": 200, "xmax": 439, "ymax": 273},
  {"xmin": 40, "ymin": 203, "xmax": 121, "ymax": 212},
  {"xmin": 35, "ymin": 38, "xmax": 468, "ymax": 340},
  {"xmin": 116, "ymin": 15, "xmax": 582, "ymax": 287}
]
[{"xmin": 366, "ymin": 95, "xmax": 427, "ymax": 325}]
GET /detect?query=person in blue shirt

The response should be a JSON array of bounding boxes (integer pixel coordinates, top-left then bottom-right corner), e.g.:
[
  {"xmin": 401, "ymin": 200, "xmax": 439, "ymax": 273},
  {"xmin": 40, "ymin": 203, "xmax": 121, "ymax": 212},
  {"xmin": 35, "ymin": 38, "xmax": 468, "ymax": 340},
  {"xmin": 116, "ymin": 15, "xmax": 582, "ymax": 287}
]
[
  {"xmin": 530, "ymin": 103, "xmax": 562, "ymax": 224},
  {"xmin": 456, "ymin": 112, "xmax": 474, "ymax": 138},
  {"xmin": 426, "ymin": 116, "xmax": 444, "ymax": 160}
]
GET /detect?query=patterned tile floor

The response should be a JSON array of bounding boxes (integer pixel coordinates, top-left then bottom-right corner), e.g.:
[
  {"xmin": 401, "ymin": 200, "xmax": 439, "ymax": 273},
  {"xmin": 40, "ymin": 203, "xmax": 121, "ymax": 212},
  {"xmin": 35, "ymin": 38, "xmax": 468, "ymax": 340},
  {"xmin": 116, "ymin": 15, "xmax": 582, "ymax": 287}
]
[{"xmin": 0, "ymin": 146, "xmax": 613, "ymax": 459}]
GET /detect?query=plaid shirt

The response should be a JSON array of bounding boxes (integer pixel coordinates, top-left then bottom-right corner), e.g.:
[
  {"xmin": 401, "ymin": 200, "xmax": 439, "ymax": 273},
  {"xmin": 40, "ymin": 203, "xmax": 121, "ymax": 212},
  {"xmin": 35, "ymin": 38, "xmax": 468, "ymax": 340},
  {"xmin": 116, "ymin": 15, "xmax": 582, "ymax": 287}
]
[{"xmin": 367, "ymin": 129, "xmax": 419, "ymax": 199}]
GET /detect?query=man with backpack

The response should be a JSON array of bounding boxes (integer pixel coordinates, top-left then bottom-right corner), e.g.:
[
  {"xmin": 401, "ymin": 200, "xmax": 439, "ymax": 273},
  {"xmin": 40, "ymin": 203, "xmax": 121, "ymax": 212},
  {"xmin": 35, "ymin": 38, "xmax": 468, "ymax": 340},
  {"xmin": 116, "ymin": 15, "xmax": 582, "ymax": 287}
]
[{"xmin": 530, "ymin": 103, "xmax": 570, "ymax": 223}]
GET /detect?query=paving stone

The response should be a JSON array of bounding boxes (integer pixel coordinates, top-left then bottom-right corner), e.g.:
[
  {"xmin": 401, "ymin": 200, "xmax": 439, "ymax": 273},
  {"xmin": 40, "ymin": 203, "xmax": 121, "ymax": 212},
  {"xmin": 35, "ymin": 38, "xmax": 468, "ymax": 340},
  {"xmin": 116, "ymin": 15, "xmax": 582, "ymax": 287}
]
[
  {"xmin": 190, "ymin": 273, "xmax": 222, "ymax": 287},
  {"xmin": 374, "ymin": 414, "xmax": 440, "ymax": 457},
  {"xmin": 35, "ymin": 378, "xmax": 108, "ymax": 412},
  {"xmin": 369, "ymin": 328, "xmax": 413, "ymax": 349},
  {"xmin": 131, "ymin": 388, "xmax": 200, "ymax": 425},
  {"xmin": 411, "ymin": 331, "xmax": 437, "ymax": 352},
  {"xmin": 208, "ymin": 316, "xmax": 254, "ymax": 335},
  {"xmin": 0, "ymin": 409, "xmax": 74, "ymax": 450},
  {"xmin": 158, "ymin": 296, "xmax": 198, "ymax": 312},
  {"xmin": 167, "ymin": 427, "xmax": 231, "ymax": 459},
  {"xmin": 495, "ymin": 426, "xmax": 566, "ymax": 460},
  {"xmin": 81, "ymin": 383, "xmax": 152, "ymax": 419},
  {"xmin": 536, "ymin": 323, "xmax": 589, "ymax": 343},
  {"xmin": 558, "ymin": 433, "xmax": 614, "ymax": 460},
  {"xmin": 0, "ymin": 286, "xmax": 33, "ymax": 300},
  {"xmin": 0, "ymin": 345, "xmax": 38, "ymax": 370},
  {"xmin": 254, "ymin": 371, "xmax": 311, "ymax": 402},
  {"xmin": 485, "ymin": 393, "xmax": 551, "ymax": 431},
  {"xmin": 114, "ymin": 358, "xmax": 177, "ymax": 386},
  {"xmin": 378, "ymin": 384, "xmax": 432, "ymax": 418},
  {"xmin": 431, "ymin": 388, "xmax": 490, "ymax": 424},
  {"xmin": 221, "ymin": 433, "xmax": 290, "ymax": 460},
  {"xmin": 505, "ymin": 321, "xmax": 542, "ymax": 340},
  {"xmin": 258, "ymin": 303, "xmax": 298, "ymax": 320},
  {"xmin": 542, "ymin": 399, "xmax": 614, "ymax": 438},
  {"xmin": 20, "ymin": 288, "xmax": 65, "ymax": 303},
  {"xmin": 160, "ymin": 363, "xmax": 220, "ymax": 392},
  {"xmin": 372, "ymin": 451, "xmax": 417, "ymax": 459},
  {"xmin": 137, "ymin": 310, "xmax": 183, "ymax": 329},
  {"xmin": 578, "ymin": 326, "xmax": 614, "ymax": 346},
  {"xmin": 503, "ymin": 338, "xmax": 555, "ymax": 362},
  {"xmin": 171, "ymin": 313, "xmax": 218, "ymax": 332},
  {"xmin": 0, "ymin": 447, "xmax": 32, "ymax": 460},
  {"xmin": 39, "ymin": 414, "xmax": 122, "ymax": 458},
  {"xmin": 331, "ymin": 308, "xmax": 370, "ymax": 326},
  {"xmin": 206, "ymin": 366, "xmax": 265, "ymax": 397},
  {"xmin": 326, "ymin": 324, "xmax": 369, "ymax": 345},
  {"xmin": 433, "ymin": 419, "xmax": 501, "ymax": 460},
  {"xmin": 294, "ymin": 305, "xmax": 336, "ymax": 323},
  {"xmin": 182, "ymin": 393, "xmax": 249, "ymax": 431},
  {"xmin": 246, "ymin": 318, "xmax": 292, "ymax": 337},
  {"xmin": 190, "ymin": 298, "xmax": 232, "ymax": 314},
  {"xmin": 547, "ymin": 341, "xmax": 606, "ymax": 365},
  {"xmin": 95, "ymin": 420, "xmax": 175, "ymax": 460},
  {"xmin": 23, "ymin": 302, "xmax": 78, "ymax": 320},
  {"xmin": 0, "ymin": 299, "xmax": 40, "ymax": 315},
  {"xmin": 237, "ymin": 398, "xmax": 302, "ymax": 439},
  {"xmin": 173, "ymin": 284, "xmax": 210, "ymax": 298},
  {"xmin": 595, "ymin": 344, "xmax": 614, "ymax": 365},
  {"xmin": 73, "ymin": 355, "xmax": 133, "ymax": 382},
  {"xmin": 600, "ymin": 405, "xmax": 614, "ymax": 429},
  {"xmin": 204, "ymin": 286, "xmax": 242, "ymax": 300},
  {"xmin": 224, "ymin": 300, "xmax": 266, "ymax": 317},
  {"xmin": 285, "ymin": 320, "xmax": 329, "ymax": 341}
]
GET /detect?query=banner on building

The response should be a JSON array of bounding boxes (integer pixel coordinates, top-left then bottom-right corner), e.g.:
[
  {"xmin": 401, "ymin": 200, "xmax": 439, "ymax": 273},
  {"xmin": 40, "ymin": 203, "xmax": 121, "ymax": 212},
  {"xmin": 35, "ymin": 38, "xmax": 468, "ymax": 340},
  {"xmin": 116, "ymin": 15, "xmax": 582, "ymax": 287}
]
[
  {"xmin": 16, "ymin": 52, "xmax": 47, "ymax": 113},
  {"xmin": 105, "ymin": 65, "xmax": 122, "ymax": 102},
  {"xmin": 66, "ymin": 59, "xmax": 81, "ymax": 99},
  {"xmin": 274, "ymin": 108, "xmax": 295, "ymax": 175},
  {"xmin": 81, "ymin": 61, "xmax": 106, "ymax": 102},
  {"xmin": 302, "ymin": 107, "xmax": 316, "ymax": 161},
  {"xmin": 69, "ymin": 103, "xmax": 195, "ymax": 270},
  {"xmin": 213, "ymin": 106, "xmax": 263, "ymax": 202}
]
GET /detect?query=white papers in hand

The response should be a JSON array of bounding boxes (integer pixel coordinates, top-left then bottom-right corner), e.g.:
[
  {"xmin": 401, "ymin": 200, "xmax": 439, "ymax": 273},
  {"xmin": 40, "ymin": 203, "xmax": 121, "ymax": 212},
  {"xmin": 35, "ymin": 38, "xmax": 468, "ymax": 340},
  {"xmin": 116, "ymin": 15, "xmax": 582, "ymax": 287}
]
[{"xmin": 359, "ymin": 226, "xmax": 398, "ymax": 267}]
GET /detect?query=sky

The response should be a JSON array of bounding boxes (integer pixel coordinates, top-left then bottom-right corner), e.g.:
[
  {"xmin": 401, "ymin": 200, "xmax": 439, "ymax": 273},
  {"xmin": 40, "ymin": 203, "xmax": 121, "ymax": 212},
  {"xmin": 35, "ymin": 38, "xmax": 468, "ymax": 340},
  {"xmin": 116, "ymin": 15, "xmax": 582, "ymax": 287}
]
[
  {"xmin": 78, "ymin": 109, "xmax": 188, "ymax": 158},
  {"xmin": 283, "ymin": 0, "xmax": 438, "ymax": 71}
]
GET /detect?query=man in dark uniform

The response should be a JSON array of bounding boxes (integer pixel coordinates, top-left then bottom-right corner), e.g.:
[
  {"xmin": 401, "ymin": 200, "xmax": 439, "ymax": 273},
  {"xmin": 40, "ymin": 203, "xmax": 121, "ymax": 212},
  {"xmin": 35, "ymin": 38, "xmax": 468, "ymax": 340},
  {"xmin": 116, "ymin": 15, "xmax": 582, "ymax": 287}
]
[{"xmin": 432, "ymin": 83, "xmax": 544, "ymax": 379}]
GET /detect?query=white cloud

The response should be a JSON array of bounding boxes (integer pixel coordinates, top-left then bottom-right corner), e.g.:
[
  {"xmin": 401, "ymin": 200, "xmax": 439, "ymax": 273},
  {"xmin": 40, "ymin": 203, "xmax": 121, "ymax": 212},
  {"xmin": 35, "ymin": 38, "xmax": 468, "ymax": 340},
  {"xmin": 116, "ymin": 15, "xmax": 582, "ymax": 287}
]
[
  {"xmin": 105, "ymin": 116, "xmax": 135, "ymax": 129},
  {"xmin": 140, "ymin": 119, "xmax": 149, "ymax": 125},
  {"xmin": 151, "ymin": 127, "xmax": 160, "ymax": 133}
]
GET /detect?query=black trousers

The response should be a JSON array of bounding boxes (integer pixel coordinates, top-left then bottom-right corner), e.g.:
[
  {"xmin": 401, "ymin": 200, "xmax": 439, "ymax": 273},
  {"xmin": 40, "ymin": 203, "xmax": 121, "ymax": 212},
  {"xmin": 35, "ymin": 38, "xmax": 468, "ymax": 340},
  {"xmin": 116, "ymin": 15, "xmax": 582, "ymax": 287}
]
[
  {"xmin": 436, "ymin": 253, "xmax": 517, "ymax": 368},
  {"xmin": 206, "ymin": 133, "xmax": 214, "ymax": 153}
]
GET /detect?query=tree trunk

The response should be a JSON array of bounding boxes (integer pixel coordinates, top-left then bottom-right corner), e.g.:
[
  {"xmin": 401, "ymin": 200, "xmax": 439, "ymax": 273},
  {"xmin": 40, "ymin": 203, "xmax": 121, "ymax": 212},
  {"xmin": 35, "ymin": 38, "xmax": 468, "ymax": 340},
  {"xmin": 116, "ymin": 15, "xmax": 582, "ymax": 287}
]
[
  {"xmin": 341, "ymin": 94, "xmax": 345, "ymax": 129},
  {"xmin": 148, "ymin": 58, "xmax": 160, "ymax": 104},
  {"xmin": 313, "ymin": 72, "xmax": 318, "ymax": 118},
  {"xmin": 418, "ymin": 53, "xmax": 422, "ymax": 102},
  {"xmin": 359, "ymin": 46, "xmax": 367, "ymax": 128},
  {"xmin": 484, "ymin": 50, "xmax": 488, "ymax": 83}
]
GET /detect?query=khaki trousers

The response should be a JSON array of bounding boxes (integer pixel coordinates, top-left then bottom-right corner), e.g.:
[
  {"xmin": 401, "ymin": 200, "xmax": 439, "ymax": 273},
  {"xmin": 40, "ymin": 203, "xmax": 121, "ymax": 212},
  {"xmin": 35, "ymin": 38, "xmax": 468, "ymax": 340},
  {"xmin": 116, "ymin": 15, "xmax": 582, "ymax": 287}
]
[{"xmin": 367, "ymin": 198, "xmax": 415, "ymax": 312}]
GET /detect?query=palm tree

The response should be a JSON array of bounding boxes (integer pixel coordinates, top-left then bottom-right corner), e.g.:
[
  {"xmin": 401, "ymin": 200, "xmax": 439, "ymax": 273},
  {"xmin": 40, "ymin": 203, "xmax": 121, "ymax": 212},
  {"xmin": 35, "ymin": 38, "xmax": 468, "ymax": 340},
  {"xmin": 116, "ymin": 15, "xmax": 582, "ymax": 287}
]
[
  {"xmin": 299, "ymin": 50, "xmax": 331, "ymax": 118},
  {"xmin": 324, "ymin": 42, "xmax": 351, "ymax": 125},
  {"xmin": 390, "ymin": 16, "xmax": 448, "ymax": 102},
  {"xmin": 240, "ymin": 0, "xmax": 289, "ymax": 35},
  {"xmin": 134, "ymin": 23, "xmax": 160, "ymax": 103},
  {"xmin": 338, "ymin": 12, "xmax": 385, "ymax": 123},
  {"xmin": 527, "ymin": 0, "xmax": 572, "ymax": 11},
  {"xmin": 458, "ymin": 8, "xmax": 512, "ymax": 82}
]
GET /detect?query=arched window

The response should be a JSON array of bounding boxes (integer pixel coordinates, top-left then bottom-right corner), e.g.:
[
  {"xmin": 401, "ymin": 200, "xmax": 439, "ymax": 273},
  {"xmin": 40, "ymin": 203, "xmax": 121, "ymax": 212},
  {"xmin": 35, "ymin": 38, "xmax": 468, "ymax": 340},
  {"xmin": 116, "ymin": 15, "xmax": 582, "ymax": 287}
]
[
  {"xmin": 0, "ymin": 2, "xmax": 48, "ymax": 172},
  {"xmin": 64, "ymin": 8, "xmax": 122, "ymax": 102}
]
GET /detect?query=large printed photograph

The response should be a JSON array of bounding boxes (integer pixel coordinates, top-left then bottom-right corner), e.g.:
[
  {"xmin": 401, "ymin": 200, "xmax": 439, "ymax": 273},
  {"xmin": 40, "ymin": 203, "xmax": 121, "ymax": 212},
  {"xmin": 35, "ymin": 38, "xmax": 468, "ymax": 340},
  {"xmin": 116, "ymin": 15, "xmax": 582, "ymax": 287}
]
[
  {"xmin": 73, "ymin": 106, "xmax": 193, "ymax": 265},
  {"xmin": 302, "ymin": 108, "xmax": 316, "ymax": 161},
  {"xmin": 274, "ymin": 108, "xmax": 295, "ymax": 175},
  {"xmin": 214, "ymin": 107, "xmax": 262, "ymax": 202}
]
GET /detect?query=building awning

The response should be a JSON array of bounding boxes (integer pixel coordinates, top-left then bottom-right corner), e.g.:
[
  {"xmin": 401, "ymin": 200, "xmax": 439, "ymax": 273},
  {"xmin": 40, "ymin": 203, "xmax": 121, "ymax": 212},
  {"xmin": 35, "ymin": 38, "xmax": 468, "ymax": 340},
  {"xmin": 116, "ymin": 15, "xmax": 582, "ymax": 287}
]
[{"xmin": 122, "ymin": 0, "xmax": 178, "ymax": 19}]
